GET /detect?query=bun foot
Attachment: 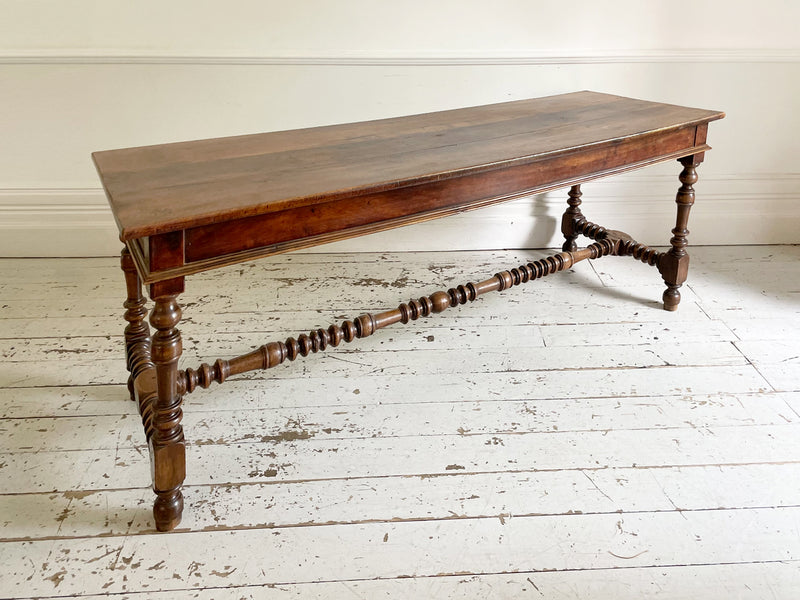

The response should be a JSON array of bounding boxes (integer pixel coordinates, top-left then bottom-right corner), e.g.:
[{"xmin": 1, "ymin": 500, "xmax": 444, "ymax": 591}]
[
  {"xmin": 154, "ymin": 489, "xmax": 183, "ymax": 532},
  {"xmin": 663, "ymin": 285, "xmax": 681, "ymax": 311}
]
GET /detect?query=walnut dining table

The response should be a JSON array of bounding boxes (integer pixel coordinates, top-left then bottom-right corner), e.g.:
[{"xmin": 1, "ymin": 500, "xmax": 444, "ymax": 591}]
[{"xmin": 92, "ymin": 91, "xmax": 724, "ymax": 531}]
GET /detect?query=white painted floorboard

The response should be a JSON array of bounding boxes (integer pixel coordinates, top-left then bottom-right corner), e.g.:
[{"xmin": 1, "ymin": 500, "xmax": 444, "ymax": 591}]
[{"xmin": 1, "ymin": 246, "xmax": 799, "ymax": 599}]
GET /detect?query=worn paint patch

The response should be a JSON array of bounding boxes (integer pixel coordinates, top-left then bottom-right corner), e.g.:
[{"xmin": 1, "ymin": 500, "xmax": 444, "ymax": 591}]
[
  {"xmin": 62, "ymin": 490, "xmax": 95, "ymax": 500},
  {"xmin": 353, "ymin": 277, "xmax": 410, "ymax": 289},
  {"xmin": 210, "ymin": 566, "xmax": 237, "ymax": 577},
  {"xmin": 259, "ymin": 430, "xmax": 313, "ymax": 443},
  {"xmin": 45, "ymin": 568, "xmax": 67, "ymax": 588},
  {"xmin": 55, "ymin": 506, "xmax": 73, "ymax": 523}
]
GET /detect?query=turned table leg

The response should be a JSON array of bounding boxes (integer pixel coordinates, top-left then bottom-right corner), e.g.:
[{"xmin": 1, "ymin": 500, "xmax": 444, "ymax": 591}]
[
  {"xmin": 561, "ymin": 185, "xmax": 584, "ymax": 252},
  {"xmin": 148, "ymin": 281, "xmax": 186, "ymax": 531},
  {"xmin": 121, "ymin": 248, "xmax": 151, "ymax": 401},
  {"xmin": 659, "ymin": 155, "xmax": 701, "ymax": 311}
]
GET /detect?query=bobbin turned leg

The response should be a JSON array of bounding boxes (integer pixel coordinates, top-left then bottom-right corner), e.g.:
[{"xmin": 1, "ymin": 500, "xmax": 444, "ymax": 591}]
[
  {"xmin": 121, "ymin": 247, "xmax": 151, "ymax": 401},
  {"xmin": 148, "ymin": 279, "xmax": 186, "ymax": 531},
  {"xmin": 561, "ymin": 185, "xmax": 585, "ymax": 252},
  {"xmin": 658, "ymin": 155, "xmax": 701, "ymax": 311}
]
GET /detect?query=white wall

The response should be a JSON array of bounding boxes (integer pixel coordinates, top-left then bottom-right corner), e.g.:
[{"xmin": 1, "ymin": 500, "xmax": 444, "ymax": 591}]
[{"xmin": 1, "ymin": 0, "xmax": 798, "ymax": 256}]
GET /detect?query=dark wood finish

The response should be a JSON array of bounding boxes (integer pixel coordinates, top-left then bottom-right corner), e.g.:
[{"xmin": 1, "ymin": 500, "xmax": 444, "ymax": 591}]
[
  {"xmin": 572, "ymin": 212, "xmax": 665, "ymax": 267},
  {"xmin": 659, "ymin": 155, "xmax": 701, "ymax": 311},
  {"xmin": 148, "ymin": 292, "xmax": 185, "ymax": 532},
  {"xmin": 121, "ymin": 248, "xmax": 157, "ymax": 442},
  {"xmin": 148, "ymin": 232, "xmax": 185, "ymax": 298},
  {"xmin": 182, "ymin": 127, "xmax": 696, "ymax": 265},
  {"xmin": 93, "ymin": 92, "xmax": 721, "ymax": 241},
  {"xmin": 96, "ymin": 91, "xmax": 723, "ymax": 531},
  {"xmin": 561, "ymin": 185, "xmax": 584, "ymax": 252},
  {"xmin": 94, "ymin": 91, "xmax": 722, "ymax": 284},
  {"xmin": 120, "ymin": 248, "xmax": 150, "ymax": 401}
]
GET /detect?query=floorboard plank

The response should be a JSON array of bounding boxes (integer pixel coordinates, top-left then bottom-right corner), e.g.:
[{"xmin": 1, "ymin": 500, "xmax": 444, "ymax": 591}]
[
  {"xmin": 4, "ymin": 462, "xmax": 800, "ymax": 542},
  {"xmin": 8, "ymin": 562, "xmax": 799, "ymax": 600},
  {"xmin": 3, "ymin": 507, "xmax": 800, "ymax": 597},
  {"xmin": 3, "ymin": 422, "xmax": 799, "ymax": 495},
  {"xmin": 2, "ymin": 392, "xmax": 796, "ymax": 453}
]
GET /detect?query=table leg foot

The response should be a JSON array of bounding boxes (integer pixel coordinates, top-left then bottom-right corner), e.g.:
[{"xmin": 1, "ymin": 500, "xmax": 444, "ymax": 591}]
[
  {"xmin": 663, "ymin": 284, "xmax": 681, "ymax": 311},
  {"xmin": 154, "ymin": 488, "xmax": 184, "ymax": 532}
]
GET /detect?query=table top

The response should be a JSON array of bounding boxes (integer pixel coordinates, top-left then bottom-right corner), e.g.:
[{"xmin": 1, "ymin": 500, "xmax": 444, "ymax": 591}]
[{"xmin": 93, "ymin": 91, "xmax": 723, "ymax": 242}]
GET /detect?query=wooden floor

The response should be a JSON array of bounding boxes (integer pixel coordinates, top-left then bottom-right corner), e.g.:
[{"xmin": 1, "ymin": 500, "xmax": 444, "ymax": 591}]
[{"xmin": 1, "ymin": 245, "xmax": 799, "ymax": 599}]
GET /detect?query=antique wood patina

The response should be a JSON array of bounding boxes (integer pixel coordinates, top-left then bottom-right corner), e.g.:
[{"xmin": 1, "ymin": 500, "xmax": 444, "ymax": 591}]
[{"xmin": 93, "ymin": 91, "xmax": 724, "ymax": 531}]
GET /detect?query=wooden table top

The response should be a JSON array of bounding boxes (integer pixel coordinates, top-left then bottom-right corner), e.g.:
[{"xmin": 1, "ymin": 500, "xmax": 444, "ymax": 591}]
[{"xmin": 93, "ymin": 91, "xmax": 723, "ymax": 242}]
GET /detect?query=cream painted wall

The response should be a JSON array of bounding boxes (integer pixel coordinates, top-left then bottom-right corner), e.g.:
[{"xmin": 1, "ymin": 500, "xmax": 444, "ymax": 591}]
[{"xmin": 1, "ymin": 1, "xmax": 798, "ymax": 256}]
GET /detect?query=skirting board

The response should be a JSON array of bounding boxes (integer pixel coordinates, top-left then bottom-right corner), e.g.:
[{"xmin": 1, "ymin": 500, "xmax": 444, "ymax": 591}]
[{"xmin": 1, "ymin": 174, "xmax": 798, "ymax": 257}]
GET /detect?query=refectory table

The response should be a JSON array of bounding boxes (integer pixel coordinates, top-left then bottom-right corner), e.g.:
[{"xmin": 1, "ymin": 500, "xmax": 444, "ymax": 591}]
[{"xmin": 93, "ymin": 91, "xmax": 724, "ymax": 531}]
